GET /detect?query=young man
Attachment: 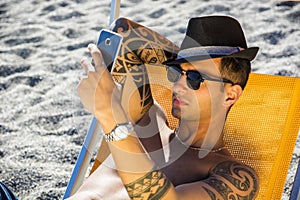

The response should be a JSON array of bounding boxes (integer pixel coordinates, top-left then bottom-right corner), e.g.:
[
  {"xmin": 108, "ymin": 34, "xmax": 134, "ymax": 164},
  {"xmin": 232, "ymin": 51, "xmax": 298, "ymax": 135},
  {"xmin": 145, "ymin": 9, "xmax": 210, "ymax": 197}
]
[{"xmin": 70, "ymin": 16, "xmax": 259, "ymax": 199}]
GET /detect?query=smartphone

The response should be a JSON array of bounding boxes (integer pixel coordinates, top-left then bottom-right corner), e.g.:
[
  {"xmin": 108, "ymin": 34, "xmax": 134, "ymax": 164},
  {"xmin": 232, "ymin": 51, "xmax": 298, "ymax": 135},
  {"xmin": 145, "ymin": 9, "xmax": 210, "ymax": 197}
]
[{"xmin": 95, "ymin": 29, "xmax": 123, "ymax": 72}]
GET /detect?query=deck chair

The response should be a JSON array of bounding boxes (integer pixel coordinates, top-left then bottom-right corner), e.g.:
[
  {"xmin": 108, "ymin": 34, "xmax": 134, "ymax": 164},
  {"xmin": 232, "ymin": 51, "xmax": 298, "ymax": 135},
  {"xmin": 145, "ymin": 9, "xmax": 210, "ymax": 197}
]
[
  {"xmin": 222, "ymin": 72, "xmax": 300, "ymax": 199},
  {"xmin": 64, "ymin": 63, "xmax": 300, "ymax": 199}
]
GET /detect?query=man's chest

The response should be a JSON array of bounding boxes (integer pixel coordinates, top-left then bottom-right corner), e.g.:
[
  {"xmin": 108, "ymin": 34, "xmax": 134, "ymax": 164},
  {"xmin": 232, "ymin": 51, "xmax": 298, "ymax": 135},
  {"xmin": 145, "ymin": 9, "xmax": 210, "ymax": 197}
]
[{"xmin": 160, "ymin": 148, "xmax": 216, "ymax": 186}]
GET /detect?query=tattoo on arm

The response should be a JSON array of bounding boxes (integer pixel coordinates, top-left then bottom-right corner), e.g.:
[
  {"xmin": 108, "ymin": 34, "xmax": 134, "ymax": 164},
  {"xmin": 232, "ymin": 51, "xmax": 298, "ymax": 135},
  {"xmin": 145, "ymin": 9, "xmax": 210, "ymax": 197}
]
[
  {"xmin": 125, "ymin": 169, "xmax": 171, "ymax": 200},
  {"xmin": 111, "ymin": 18, "xmax": 179, "ymax": 116},
  {"xmin": 202, "ymin": 161, "xmax": 259, "ymax": 200}
]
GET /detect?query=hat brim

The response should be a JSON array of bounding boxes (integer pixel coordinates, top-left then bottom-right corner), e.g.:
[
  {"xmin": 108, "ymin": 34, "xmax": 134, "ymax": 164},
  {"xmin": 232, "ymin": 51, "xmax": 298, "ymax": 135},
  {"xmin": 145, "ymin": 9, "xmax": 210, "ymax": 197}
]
[{"xmin": 163, "ymin": 47, "xmax": 259, "ymax": 65}]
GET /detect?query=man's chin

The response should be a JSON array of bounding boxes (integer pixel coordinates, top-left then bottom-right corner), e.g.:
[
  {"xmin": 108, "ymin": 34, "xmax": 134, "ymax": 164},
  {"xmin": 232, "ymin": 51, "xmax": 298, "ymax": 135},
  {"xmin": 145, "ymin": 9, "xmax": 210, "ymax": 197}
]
[{"xmin": 171, "ymin": 108, "xmax": 182, "ymax": 120}]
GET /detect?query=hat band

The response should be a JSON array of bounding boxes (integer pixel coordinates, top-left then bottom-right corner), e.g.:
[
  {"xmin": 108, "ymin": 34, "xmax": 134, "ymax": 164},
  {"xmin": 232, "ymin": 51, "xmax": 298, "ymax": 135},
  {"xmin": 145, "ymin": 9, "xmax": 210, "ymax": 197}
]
[{"xmin": 177, "ymin": 46, "xmax": 245, "ymax": 59}]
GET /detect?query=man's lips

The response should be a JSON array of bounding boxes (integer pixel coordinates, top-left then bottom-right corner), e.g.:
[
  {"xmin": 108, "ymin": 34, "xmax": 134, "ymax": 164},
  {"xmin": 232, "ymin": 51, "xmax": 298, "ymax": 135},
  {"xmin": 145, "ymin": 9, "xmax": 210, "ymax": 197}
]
[{"xmin": 173, "ymin": 97, "xmax": 188, "ymax": 106}]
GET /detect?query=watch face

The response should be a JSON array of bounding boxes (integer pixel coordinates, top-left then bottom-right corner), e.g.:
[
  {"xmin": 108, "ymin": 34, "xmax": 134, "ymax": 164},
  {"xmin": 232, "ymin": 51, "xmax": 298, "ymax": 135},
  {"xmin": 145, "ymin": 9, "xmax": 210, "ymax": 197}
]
[
  {"xmin": 115, "ymin": 126, "xmax": 129, "ymax": 140},
  {"xmin": 105, "ymin": 123, "xmax": 133, "ymax": 142}
]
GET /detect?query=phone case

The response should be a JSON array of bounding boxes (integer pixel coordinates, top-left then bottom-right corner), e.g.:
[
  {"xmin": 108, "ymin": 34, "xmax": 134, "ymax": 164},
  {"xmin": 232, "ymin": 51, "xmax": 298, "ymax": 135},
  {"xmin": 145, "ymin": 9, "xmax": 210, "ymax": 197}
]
[{"xmin": 96, "ymin": 29, "xmax": 123, "ymax": 72}]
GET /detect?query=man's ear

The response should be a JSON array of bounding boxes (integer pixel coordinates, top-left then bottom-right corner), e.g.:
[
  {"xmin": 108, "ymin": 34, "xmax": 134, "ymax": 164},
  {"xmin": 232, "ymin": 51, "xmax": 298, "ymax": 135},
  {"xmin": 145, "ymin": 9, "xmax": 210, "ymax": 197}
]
[{"xmin": 224, "ymin": 84, "xmax": 243, "ymax": 109}]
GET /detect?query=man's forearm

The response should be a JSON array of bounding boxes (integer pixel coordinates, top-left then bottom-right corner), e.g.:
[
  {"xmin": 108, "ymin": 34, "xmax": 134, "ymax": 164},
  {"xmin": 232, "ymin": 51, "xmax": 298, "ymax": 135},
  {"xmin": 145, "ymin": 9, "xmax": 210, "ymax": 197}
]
[{"xmin": 106, "ymin": 133, "xmax": 176, "ymax": 200}]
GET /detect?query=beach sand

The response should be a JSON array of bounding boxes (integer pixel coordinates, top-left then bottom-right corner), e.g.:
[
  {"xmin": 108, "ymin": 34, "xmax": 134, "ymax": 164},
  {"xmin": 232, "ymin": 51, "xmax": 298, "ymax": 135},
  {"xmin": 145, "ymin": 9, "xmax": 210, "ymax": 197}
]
[{"xmin": 0, "ymin": 0, "xmax": 299, "ymax": 199}]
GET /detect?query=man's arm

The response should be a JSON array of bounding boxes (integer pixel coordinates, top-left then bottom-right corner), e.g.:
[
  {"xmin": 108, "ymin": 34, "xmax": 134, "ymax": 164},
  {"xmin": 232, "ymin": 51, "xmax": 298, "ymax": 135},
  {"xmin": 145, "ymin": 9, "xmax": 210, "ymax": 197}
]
[{"xmin": 110, "ymin": 17, "xmax": 179, "ymax": 123}]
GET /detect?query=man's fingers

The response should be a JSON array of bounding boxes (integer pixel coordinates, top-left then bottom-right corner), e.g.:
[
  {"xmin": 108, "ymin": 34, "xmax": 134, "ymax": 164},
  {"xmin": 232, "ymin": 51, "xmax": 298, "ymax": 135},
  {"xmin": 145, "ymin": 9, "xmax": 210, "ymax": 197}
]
[
  {"xmin": 80, "ymin": 57, "xmax": 95, "ymax": 75},
  {"xmin": 88, "ymin": 43, "xmax": 106, "ymax": 72}
]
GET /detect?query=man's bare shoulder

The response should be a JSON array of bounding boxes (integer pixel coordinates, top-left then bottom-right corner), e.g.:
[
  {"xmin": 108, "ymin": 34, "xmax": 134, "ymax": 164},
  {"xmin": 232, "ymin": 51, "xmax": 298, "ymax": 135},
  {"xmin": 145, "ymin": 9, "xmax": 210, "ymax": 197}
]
[{"xmin": 202, "ymin": 159, "xmax": 259, "ymax": 199}]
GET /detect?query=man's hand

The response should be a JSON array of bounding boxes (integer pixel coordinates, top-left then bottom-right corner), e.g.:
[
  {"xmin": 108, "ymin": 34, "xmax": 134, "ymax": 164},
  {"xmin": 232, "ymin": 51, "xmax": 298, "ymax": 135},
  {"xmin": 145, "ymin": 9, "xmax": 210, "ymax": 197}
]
[{"xmin": 77, "ymin": 43, "xmax": 128, "ymax": 133}]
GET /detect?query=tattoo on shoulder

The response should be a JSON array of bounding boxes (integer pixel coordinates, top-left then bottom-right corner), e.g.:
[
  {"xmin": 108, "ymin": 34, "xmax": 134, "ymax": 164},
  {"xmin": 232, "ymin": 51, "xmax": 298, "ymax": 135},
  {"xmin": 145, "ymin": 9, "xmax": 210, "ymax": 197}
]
[
  {"xmin": 202, "ymin": 161, "xmax": 259, "ymax": 200},
  {"xmin": 125, "ymin": 170, "xmax": 171, "ymax": 200}
]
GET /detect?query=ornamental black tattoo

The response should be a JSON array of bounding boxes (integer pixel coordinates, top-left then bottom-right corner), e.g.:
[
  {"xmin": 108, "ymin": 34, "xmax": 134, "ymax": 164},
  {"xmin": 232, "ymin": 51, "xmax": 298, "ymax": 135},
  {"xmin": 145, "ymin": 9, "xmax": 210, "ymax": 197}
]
[
  {"xmin": 111, "ymin": 18, "xmax": 179, "ymax": 116},
  {"xmin": 125, "ymin": 170, "xmax": 171, "ymax": 199},
  {"xmin": 202, "ymin": 161, "xmax": 259, "ymax": 200}
]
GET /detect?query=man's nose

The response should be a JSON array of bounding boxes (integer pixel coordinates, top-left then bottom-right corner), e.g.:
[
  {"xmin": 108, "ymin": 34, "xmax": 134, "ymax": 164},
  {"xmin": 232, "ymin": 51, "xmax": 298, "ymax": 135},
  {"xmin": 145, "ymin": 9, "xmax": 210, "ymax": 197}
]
[{"xmin": 172, "ymin": 74, "xmax": 188, "ymax": 94}]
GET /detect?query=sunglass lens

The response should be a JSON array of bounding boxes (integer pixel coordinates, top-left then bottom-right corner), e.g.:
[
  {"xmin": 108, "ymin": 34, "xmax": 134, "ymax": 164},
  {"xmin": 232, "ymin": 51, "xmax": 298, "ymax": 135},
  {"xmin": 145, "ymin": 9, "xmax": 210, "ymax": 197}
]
[
  {"xmin": 187, "ymin": 72, "xmax": 202, "ymax": 90},
  {"xmin": 167, "ymin": 66, "xmax": 181, "ymax": 82}
]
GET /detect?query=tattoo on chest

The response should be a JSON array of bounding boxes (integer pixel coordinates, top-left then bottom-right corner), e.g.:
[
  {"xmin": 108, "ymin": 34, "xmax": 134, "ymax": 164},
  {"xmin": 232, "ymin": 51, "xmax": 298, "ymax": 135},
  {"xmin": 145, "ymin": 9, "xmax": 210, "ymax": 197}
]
[
  {"xmin": 111, "ymin": 19, "xmax": 178, "ymax": 115},
  {"xmin": 202, "ymin": 161, "xmax": 259, "ymax": 200},
  {"xmin": 125, "ymin": 170, "xmax": 171, "ymax": 200}
]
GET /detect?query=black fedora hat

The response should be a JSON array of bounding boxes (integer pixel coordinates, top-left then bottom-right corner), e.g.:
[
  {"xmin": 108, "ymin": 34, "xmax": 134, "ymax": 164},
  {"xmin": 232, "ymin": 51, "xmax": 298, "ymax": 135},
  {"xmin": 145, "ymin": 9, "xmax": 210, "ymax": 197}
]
[{"xmin": 163, "ymin": 16, "xmax": 259, "ymax": 65}]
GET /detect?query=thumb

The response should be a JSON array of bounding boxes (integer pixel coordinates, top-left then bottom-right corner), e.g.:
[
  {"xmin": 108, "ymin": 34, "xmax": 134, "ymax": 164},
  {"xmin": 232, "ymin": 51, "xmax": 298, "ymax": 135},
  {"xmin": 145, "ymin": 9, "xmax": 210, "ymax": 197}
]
[{"xmin": 88, "ymin": 43, "xmax": 106, "ymax": 73}]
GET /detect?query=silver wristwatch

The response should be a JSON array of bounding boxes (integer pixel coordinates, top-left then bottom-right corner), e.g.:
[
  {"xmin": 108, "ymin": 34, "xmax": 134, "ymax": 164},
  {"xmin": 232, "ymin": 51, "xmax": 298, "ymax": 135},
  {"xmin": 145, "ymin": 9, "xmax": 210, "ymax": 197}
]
[{"xmin": 104, "ymin": 122, "xmax": 134, "ymax": 142}]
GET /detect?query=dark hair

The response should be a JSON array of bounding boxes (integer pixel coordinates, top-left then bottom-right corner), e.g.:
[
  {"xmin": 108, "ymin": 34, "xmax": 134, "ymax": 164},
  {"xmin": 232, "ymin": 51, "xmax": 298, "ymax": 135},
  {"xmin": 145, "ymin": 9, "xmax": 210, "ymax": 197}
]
[{"xmin": 220, "ymin": 57, "xmax": 251, "ymax": 90}]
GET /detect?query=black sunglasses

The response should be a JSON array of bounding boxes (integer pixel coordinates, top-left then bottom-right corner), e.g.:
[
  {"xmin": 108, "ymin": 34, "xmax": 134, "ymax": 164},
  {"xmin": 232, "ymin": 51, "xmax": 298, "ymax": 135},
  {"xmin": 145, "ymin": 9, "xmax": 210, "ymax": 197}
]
[{"xmin": 166, "ymin": 65, "xmax": 234, "ymax": 90}]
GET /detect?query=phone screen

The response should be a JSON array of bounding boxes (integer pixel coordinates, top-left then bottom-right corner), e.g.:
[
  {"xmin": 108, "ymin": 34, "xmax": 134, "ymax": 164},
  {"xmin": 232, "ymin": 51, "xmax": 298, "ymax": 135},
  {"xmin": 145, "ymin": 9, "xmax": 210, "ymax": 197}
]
[{"xmin": 96, "ymin": 29, "xmax": 123, "ymax": 72}]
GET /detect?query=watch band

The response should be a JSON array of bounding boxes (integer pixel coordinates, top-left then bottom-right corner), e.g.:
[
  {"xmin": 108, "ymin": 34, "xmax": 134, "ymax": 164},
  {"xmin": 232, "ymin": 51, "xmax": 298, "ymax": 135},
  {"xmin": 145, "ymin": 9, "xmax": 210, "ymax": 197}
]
[{"xmin": 104, "ymin": 122, "xmax": 134, "ymax": 142}]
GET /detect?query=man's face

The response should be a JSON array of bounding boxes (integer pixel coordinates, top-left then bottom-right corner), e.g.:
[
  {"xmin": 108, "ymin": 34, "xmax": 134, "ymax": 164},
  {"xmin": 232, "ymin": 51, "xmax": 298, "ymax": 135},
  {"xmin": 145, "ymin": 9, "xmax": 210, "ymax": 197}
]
[{"xmin": 171, "ymin": 58, "xmax": 227, "ymax": 123}]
